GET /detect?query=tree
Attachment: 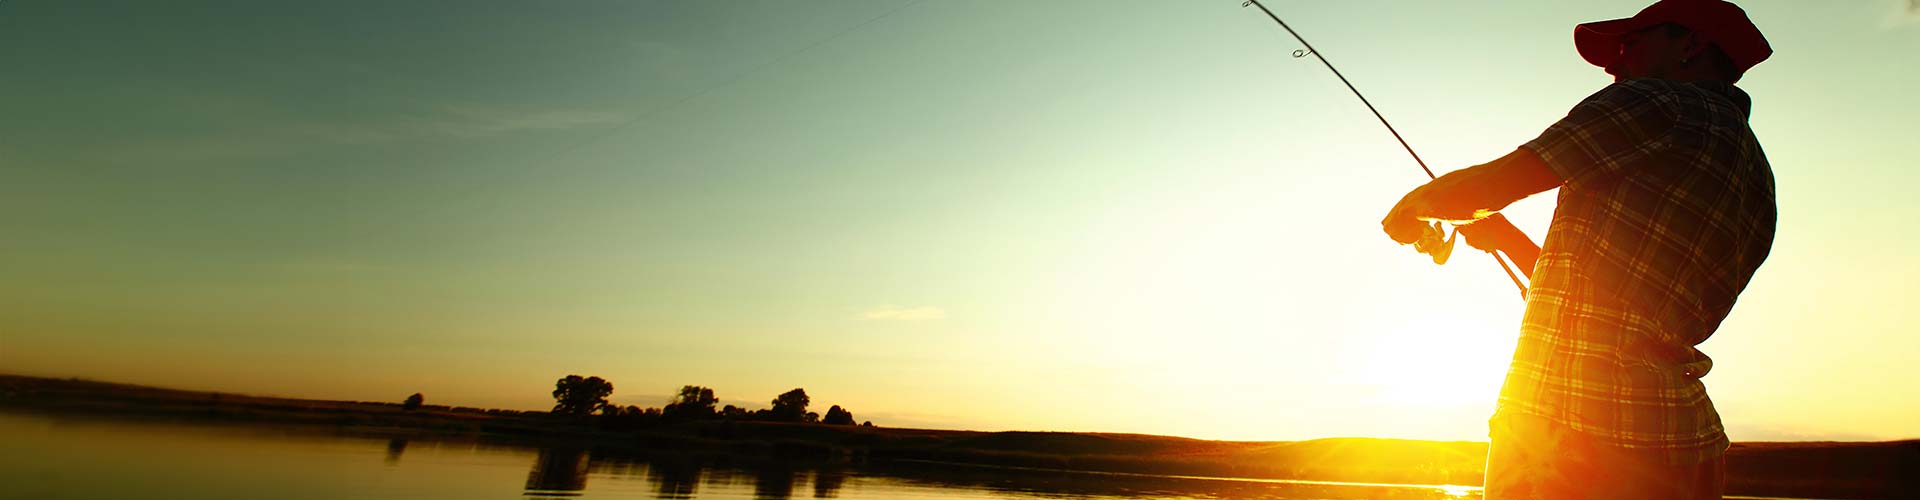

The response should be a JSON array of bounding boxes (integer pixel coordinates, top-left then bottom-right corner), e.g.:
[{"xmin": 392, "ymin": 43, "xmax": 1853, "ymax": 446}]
[
  {"xmin": 403, "ymin": 393, "xmax": 425, "ymax": 411},
  {"xmin": 804, "ymin": 411, "xmax": 820, "ymax": 423},
  {"xmin": 770, "ymin": 388, "xmax": 810, "ymax": 422},
  {"xmin": 662, "ymin": 385, "xmax": 718, "ymax": 420},
  {"xmin": 822, "ymin": 405, "xmax": 854, "ymax": 425},
  {"xmin": 551, "ymin": 375, "xmax": 614, "ymax": 416}
]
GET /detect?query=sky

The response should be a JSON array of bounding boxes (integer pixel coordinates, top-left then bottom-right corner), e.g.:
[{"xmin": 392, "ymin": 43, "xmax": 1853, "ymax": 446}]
[{"xmin": 3, "ymin": 0, "xmax": 1917, "ymax": 443}]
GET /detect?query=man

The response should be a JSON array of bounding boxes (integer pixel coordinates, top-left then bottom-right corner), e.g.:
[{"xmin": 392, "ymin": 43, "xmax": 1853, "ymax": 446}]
[{"xmin": 1379, "ymin": 1, "xmax": 1775, "ymax": 498}]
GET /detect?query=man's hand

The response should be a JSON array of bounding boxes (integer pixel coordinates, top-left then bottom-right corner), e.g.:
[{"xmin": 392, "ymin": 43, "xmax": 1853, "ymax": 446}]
[
  {"xmin": 1382, "ymin": 184, "xmax": 1436, "ymax": 245},
  {"xmin": 1381, "ymin": 148, "xmax": 1562, "ymax": 248},
  {"xmin": 1459, "ymin": 213, "xmax": 1539, "ymax": 280},
  {"xmin": 1380, "ymin": 149, "xmax": 1556, "ymax": 279},
  {"xmin": 1459, "ymin": 213, "xmax": 1527, "ymax": 253},
  {"xmin": 1383, "ymin": 175, "xmax": 1493, "ymax": 246}
]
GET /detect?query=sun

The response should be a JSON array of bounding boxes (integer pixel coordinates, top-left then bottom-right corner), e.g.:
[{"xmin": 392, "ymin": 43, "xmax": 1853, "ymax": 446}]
[{"xmin": 1356, "ymin": 320, "xmax": 1517, "ymax": 408}]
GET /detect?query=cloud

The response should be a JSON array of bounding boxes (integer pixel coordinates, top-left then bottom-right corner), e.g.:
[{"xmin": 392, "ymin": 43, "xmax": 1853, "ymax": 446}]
[
  {"xmin": 424, "ymin": 106, "xmax": 626, "ymax": 138},
  {"xmin": 289, "ymin": 105, "xmax": 625, "ymax": 144},
  {"xmin": 66, "ymin": 97, "xmax": 632, "ymax": 166},
  {"xmin": 856, "ymin": 410, "xmax": 974, "ymax": 430},
  {"xmin": 860, "ymin": 306, "xmax": 947, "ymax": 321}
]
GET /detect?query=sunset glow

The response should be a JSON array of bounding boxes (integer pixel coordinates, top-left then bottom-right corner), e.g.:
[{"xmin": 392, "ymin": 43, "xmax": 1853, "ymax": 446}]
[{"xmin": 2, "ymin": 0, "xmax": 1917, "ymax": 447}]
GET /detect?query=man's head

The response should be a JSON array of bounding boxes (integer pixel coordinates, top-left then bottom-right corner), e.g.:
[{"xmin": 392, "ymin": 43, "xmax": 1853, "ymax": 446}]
[{"xmin": 1573, "ymin": 0, "xmax": 1771, "ymax": 83}]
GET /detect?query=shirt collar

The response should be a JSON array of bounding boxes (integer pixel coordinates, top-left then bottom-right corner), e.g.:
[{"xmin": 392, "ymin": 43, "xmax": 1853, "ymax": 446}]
[{"xmin": 1692, "ymin": 81, "xmax": 1754, "ymax": 119}]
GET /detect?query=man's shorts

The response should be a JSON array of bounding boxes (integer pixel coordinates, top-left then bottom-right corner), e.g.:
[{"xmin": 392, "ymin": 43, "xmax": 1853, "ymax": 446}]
[{"xmin": 1484, "ymin": 411, "xmax": 1724, "ymax": 499}]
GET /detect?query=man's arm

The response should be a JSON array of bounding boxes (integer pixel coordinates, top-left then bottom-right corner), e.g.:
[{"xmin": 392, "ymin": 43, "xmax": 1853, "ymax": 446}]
[{"xmin": 1382, "ymin": 147, "xmax": 1559, "ymax": 276}]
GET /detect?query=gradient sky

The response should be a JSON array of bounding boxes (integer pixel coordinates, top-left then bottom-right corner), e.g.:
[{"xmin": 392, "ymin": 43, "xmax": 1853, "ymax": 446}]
[{"xmin": 3, "ymin": 0, "xmax": 1917, "ymax": 442}]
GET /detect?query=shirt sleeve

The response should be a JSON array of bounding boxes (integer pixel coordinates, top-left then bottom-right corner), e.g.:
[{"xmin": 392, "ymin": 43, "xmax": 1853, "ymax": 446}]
[{"xmin": 1521, "ymin": 81, "xmax": 1682, "ymax": 190}]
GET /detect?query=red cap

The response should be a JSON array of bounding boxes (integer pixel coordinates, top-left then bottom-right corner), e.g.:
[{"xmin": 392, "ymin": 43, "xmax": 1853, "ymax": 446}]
[{"xmin": 1575, "ymin": 0, "xmax": 1772, "ymax": 75}]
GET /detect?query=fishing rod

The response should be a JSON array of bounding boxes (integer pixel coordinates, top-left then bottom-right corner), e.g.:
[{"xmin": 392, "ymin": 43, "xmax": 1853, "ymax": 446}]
[{"xmin": 1241, "ymin": 0, "xmax": 1529, "ymax": 298}]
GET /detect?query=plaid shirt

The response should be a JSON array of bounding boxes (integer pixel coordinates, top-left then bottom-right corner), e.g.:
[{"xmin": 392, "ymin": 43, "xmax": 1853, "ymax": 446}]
[{"xmin": 1499, "ymin": 79, "xmax": 1777, "ymax": 465}]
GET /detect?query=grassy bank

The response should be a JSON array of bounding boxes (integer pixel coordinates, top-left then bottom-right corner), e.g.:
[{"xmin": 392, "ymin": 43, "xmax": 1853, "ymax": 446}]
[{"xmin": 1, "ymin": 375, "xmax": 1911, "ymax": 498}]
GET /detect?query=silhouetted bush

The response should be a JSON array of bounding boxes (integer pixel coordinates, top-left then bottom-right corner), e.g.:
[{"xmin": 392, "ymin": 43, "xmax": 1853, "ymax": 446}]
[
  {"xmin": 403, "ymin": 393, "xmax": 424, "ymax": 411},
  {"xmin": 823, "ymin": 405, "xmax": 854, "ymax": 425},
  {"xmin": 599, "ymin": 405, "xmax": 667, "ymax": 430}
]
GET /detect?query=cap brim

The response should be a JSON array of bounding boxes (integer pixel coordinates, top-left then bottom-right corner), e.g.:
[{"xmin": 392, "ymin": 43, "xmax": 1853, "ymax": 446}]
[{"xmin": 1574, "ymin": 17, "xmax": 1648, "ymax": 69}]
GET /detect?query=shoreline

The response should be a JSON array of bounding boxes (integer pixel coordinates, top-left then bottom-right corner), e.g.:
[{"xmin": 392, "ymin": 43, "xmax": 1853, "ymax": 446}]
[{"xmin": 2, "ymin": 374, "xmax": 1910, "ymax": 498}]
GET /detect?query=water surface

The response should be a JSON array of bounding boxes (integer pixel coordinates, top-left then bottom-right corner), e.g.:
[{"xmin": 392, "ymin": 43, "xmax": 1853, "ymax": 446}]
[{"xmin": 0, "ymin": 412, "xmax": 1479, "ymax": 499}]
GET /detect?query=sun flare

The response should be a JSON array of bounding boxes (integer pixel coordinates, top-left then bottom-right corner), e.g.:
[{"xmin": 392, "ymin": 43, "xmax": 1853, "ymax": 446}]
[{"xmin": 1357, "ymin": 320, "xmax": 1516, "ymax": 408}]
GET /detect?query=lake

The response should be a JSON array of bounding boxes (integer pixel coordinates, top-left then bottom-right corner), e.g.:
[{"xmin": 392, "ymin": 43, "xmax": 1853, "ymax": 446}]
[{"xmin": 0, "ymin": 411, "xmax": 1481, "ymax": 499}]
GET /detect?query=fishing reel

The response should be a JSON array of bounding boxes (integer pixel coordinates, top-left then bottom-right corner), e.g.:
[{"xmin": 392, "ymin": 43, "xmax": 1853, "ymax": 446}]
[{"xmin": 1413, "ymin": 221, "xmax": 1456, "ymax": 265}]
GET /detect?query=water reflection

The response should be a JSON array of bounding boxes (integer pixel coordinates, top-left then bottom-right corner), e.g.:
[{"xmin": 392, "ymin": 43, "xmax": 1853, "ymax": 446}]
[
  {"xmin": 812, "ymin": 469, "xmax": 845, "ymax": 498},
  {"xmin": 502, "ymin": 445, "xmax": 1476, "ymax": 500},
  {"xmin": 753, "ymin": 464, "xmax": 798, "ymax": 499},
  {"xmin": 701, "ymin": 464, "xmax": 740, "ymax": 492},
  {"xmin": 384, "ymin": 438, "xmax": 408, "ymax": 466},
  {"xmin": 648, "ymin": 459, "xmax": 702, "ymax": 499},
  {"xmin": 866, "ymin": 461, "xmax": 1479, "ymax": 500},
  {"xmin": 516, "ymin": 449, "xmax": 848, "ymax": 500},
  {"xmin": 524, "ymin": 448, "xmax": 590, "ymax": 497},
  {"xmin": 1, "ymin": 411, "xmax": 1488, "ymax": 500}
]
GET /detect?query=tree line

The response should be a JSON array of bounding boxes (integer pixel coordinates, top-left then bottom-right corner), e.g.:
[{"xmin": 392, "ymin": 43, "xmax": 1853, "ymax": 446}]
[{"xmin": 549, "ymin": 374, "xmax": 868, "ymax": 427}]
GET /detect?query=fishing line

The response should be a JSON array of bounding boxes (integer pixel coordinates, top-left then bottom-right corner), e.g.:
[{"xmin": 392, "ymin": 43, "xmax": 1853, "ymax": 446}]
[{"xmin": 1242, "ymin": 0, "xmax": 1529, "ymax": 298}]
